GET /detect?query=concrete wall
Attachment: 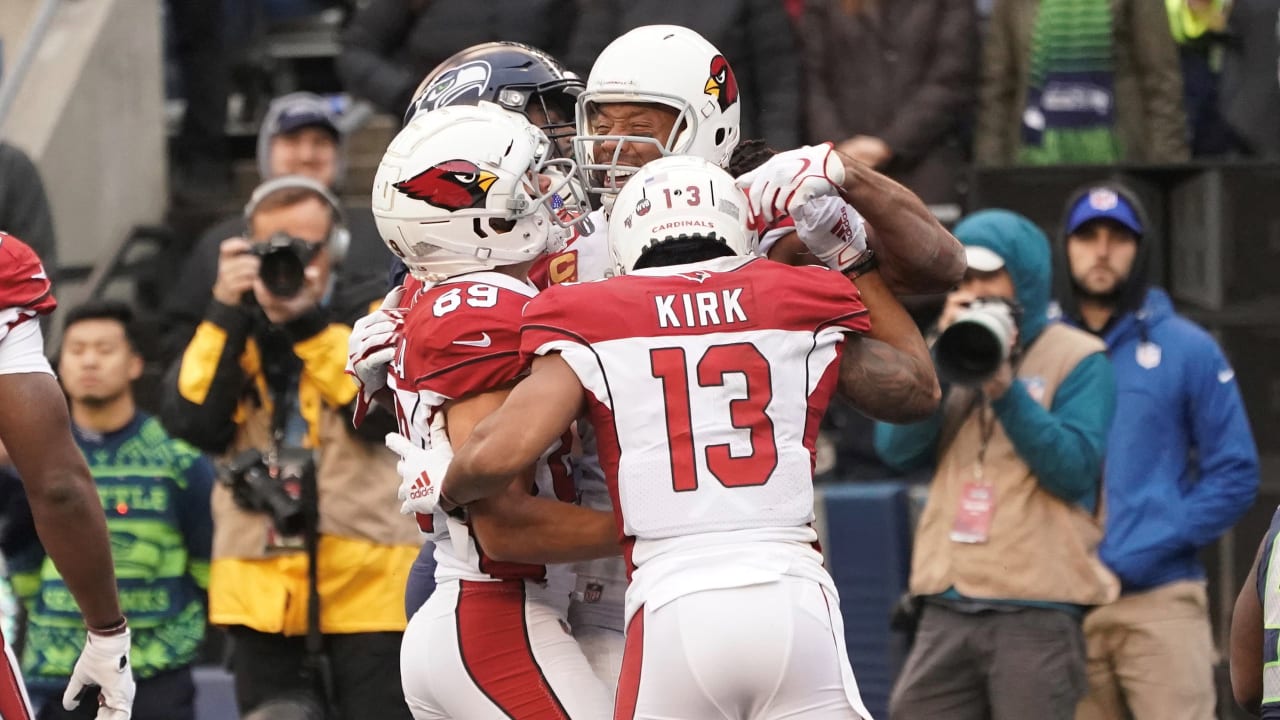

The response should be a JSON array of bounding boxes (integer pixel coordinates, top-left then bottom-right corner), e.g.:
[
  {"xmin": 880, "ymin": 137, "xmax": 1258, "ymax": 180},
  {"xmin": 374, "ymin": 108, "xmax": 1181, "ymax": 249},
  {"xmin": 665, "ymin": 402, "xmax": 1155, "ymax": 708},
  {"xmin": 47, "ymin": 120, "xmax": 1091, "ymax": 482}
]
[{"xmin": 1, "ymin": 0, "xmax": 167, "ymax": 276}]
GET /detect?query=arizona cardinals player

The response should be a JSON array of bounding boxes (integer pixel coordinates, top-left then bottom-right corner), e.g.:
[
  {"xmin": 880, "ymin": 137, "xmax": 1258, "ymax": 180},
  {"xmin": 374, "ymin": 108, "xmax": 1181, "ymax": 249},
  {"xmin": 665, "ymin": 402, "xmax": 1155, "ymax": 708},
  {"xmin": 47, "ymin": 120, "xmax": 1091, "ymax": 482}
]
[
  {"xmin": 0, "ymin": 234, "xmax": 136, "ymax": 720},
  {"xmin": 368, "ymin": 105, "xmax": 613, "ymax": 719},
  {"xmin": 362, "ymin": 40, "xmax": 594, "ymax": 623},
  {"xmin": 433, "ymin": 156, "xmax": 941, "ymax": 719}
]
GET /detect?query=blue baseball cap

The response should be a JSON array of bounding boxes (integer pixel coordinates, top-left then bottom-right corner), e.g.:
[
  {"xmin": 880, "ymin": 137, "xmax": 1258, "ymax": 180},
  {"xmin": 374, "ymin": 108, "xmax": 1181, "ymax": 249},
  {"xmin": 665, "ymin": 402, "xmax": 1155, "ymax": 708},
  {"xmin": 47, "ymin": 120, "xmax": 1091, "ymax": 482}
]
[{"xmin": 1066, "ymin": 187, "xmax": 1143, "ymax": 237}]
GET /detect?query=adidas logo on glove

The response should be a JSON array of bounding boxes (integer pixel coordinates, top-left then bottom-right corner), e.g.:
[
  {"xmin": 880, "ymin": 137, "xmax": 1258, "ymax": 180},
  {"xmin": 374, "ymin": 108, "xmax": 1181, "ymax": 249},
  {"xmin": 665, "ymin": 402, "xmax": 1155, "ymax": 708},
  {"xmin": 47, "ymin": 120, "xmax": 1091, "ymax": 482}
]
[{"xmin": 409, "ymin": 472, "xmax": 437, "ymax": 501}]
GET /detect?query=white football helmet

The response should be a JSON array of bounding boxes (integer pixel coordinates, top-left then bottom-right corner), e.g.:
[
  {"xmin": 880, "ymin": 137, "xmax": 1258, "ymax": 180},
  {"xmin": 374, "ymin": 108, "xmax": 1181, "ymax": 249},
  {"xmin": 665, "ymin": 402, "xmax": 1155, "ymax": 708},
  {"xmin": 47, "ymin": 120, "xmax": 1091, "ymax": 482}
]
[
  {"xmin": 608, "ymin": 155, "xmax": 756, "ymax": 276},
  {"xmin": 372, "ymin": 103, "xmax": 581, "ymax": 282},
  {"xmin": 574, "ymin": 25, "xmax": 742, "ymax": 199}
]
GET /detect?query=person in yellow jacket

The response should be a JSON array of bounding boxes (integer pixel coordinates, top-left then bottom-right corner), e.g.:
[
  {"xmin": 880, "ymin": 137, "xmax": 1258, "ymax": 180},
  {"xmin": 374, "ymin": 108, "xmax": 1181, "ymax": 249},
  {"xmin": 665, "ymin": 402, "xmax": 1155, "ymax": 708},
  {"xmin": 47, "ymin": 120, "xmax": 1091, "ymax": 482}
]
[{"xmin": 161, "ymin": 175, "xmax": 420, "ymax": 720}]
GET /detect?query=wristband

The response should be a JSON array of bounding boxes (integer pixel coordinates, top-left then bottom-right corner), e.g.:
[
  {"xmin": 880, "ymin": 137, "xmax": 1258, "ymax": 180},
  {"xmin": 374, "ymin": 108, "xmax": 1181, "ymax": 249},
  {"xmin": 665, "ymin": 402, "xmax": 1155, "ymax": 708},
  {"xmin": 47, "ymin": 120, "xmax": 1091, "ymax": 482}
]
[
  {"xmin": 843, "ymin": 248, "xmax": 879, "ymax": 279},
  {"xmin": 88, "ymin": 616, "xmax": 129, "ymax": 636}
]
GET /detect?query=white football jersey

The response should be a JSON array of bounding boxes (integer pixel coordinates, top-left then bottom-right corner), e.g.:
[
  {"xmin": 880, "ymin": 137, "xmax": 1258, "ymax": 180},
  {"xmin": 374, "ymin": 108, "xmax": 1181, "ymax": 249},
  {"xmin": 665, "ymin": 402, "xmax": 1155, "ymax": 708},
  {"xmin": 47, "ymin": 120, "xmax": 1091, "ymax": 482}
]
[{"xmin": 521, "ymin": 255, "xmax": 871, "ymax": 622}]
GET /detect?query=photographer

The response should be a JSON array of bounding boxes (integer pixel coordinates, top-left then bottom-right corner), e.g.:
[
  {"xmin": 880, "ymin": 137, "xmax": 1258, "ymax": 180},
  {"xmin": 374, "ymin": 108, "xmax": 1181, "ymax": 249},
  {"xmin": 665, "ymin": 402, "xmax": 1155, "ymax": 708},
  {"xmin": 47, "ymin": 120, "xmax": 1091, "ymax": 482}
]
[
  {"xmin": 873, "ymin": 209, "xmax": 1118, "ymax": 720},
  {"xmin": 160, "ymin": 176, "xmax": 419, "ymax": 720}
]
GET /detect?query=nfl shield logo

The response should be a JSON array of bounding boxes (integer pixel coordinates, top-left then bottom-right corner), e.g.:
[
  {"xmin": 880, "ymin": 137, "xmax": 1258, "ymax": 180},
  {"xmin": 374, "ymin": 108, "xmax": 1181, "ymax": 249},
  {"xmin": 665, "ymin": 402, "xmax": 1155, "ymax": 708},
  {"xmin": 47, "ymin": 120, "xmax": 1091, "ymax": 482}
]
[{"xmin": 583, "ymin": 582, "xmax": 603, "ymax": 604}]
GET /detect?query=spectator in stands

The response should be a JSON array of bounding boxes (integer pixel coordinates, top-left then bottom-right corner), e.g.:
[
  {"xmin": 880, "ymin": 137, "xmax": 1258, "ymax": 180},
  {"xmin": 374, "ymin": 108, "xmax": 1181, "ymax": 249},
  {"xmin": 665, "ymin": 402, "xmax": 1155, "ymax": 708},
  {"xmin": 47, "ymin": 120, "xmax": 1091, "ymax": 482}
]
[
  {"xmin": 13, "ymin": 301, "xmax": 213, "ymax": 720},
  {"xmin": 160, "ymin": 176, "xmax": 418, "ymax": 720},
  {"xmin": 1166, "ymin": 0, "xmax": 1237, "ymax": 155},
  {"xmin": 975, "ymin": 0, "xmax": 1189, "ymax": 166},
  {"xmin": 1219, "ymin": 0, "xmax": 1280, "ymax": 157},
  {"xmin": 799, "ymin": 0, "xmax": 977, "ymax": 206},
  {"xmin": 336, "ymin": 0, "xmax": 568, "ymax": 117},
  {"xmin": 161, "ymin": 92, "xmax": 388, "ymax": 361},
  {"xmin": 0, "ymin": 141, "xmax": 57, "ymax": 272},
  {"xmin": 1055, "ymin": 184, "xmax": 1257, "ymax": 720},
  {"xmin": 166, "ymin": 0, "xmax": 231, "ymax": 205},
  {"xmin": 565, "ymin": 1, "xmax": 802, "ymax": 149},
  {"xmin": 875, "ymin": 209, "xmax": 1118, "ymax": 720}
]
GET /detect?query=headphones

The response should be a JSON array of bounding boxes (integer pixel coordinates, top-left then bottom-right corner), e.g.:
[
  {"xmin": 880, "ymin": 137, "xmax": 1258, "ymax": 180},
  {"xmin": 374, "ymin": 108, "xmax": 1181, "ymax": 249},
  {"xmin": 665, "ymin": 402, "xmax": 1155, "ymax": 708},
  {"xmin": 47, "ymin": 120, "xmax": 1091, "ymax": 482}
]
[{"xmin": 243, "ymin": 175, "xmax": 351, "ymax": 266}]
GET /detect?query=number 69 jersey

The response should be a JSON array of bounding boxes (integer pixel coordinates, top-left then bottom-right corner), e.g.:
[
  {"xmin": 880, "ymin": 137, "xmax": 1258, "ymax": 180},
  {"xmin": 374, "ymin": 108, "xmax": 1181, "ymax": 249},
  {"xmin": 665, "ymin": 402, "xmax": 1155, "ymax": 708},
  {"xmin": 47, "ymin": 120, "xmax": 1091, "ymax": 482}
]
[
  {"xmin": 520, "ymin": 255, "xmax": 871, "ymax": 621},
  {"xmin": 387, "ymin": 272, "xmax": 576, "ymax": 587}
]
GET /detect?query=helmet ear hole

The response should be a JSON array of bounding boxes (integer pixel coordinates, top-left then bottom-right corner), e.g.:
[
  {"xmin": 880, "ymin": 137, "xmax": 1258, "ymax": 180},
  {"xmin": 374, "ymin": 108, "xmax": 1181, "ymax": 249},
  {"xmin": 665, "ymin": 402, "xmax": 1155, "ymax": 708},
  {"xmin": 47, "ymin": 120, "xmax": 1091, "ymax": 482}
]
[
  {"xmin": 489, "ymin": 217, "xmax": 516, "ymax": 234},
  {"xmin": 715, "ymin": 129, "xmax": 728, "ymax": 146}
]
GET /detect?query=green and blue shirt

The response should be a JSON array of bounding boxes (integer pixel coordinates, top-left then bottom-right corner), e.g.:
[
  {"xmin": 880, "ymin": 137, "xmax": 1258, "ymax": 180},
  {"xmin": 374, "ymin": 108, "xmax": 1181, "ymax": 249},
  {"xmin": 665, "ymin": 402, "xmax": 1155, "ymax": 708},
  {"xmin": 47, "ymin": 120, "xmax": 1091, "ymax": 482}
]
[{"xmin": 14, "ymin": 412, "xmax": 214, "ymax": 689}]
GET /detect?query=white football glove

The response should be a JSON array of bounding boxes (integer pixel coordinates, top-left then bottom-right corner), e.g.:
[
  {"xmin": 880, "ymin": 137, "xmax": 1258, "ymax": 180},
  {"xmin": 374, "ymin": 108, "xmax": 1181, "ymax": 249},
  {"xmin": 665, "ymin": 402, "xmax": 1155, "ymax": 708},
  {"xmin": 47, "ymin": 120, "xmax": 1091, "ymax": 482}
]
[
  {"xmin": 63, "ymin": 627, "xmax": 135, "ymax": 720},
  {"xmin": 387, "ymin": 430, "xmax": 455, "ymax": 518},
  {"xmin": 347, "ymin": 286, "xmax": 406, "ymax": 426},
  {"xmin": 735, "ymin": 143, "xmax": 846, "ymax": 226},
  {"xmin": 791, "ymin": 195, "xmax": 872, "ymax": 273}
]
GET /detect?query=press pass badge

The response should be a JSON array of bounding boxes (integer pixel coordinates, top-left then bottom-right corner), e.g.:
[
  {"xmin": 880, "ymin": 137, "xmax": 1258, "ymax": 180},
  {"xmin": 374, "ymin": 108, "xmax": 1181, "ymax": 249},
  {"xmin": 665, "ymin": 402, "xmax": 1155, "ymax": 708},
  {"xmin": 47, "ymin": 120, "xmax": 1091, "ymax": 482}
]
[{"xmin": 951, "ymin": 482, "xmax": 995, "ymax": 544}]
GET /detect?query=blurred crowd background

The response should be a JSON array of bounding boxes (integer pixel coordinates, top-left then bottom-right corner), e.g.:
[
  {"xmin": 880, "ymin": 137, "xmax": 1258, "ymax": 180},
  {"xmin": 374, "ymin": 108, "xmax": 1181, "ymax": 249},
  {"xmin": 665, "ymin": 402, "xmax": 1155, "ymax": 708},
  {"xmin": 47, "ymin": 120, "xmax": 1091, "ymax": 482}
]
[{"xmin": 0, "ymin": 0, "xmax": 1278, "ymax": 718}]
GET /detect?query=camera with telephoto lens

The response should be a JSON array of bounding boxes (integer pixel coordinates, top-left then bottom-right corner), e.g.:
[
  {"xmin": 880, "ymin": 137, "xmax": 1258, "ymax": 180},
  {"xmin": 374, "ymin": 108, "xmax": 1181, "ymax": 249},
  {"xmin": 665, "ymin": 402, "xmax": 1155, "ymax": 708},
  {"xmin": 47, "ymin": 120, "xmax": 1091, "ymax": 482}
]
[
  {"xmin": 249, "ymin": 233, "xmax": 323, "ymax": 298},
  {"xmin": 219, "ymin": 447, "xmax": 315, "ymax": 537},
  {"xmin": 933, "ymin": 297, "xmax": 1022, "ymax": 386}
]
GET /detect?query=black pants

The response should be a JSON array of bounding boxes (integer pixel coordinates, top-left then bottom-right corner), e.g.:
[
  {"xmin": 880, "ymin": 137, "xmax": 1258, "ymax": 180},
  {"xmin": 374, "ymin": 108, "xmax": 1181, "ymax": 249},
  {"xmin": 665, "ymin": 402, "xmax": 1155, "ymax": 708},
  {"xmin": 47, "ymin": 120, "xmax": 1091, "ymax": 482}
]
[
  {"xmin": 37, "ymin": 666, "xmax": 195, "ymax": 720},
  {"xmin": 227, "ymin": 625, "xmax": 412, "ymax": 720}
]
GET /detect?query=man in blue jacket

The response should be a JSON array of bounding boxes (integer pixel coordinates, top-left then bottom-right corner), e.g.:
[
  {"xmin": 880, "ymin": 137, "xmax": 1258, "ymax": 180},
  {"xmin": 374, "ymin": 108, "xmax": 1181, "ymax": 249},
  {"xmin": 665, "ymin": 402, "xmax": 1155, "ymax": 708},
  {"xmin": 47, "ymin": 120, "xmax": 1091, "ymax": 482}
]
[
  {"xmin": 1060, "ymin": 184, "xmax": 1258, "ymax": 720},
  {"xmin": 876, "ymin": 210, "xmax": 1117, "ymax": 720}
]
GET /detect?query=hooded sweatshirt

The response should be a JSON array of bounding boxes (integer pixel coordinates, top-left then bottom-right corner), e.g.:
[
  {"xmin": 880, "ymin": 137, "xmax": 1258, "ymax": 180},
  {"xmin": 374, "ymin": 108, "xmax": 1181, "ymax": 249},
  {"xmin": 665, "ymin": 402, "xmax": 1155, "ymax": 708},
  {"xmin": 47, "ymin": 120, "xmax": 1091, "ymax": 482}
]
[
  {"xmin": 875, "ymin": 210, "xmax": 1115, "ymax": 510},
  {"xmin": 1054, "ymin": 187, "xmax": 1258, "ymax": 593}
]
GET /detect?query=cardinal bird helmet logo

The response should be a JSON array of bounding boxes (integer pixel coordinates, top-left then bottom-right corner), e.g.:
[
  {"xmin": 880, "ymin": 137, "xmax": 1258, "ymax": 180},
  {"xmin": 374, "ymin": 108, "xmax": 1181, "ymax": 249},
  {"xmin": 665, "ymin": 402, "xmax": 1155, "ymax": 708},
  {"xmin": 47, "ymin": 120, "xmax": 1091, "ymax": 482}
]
[
  {"xmin": 393, "ymin": 160, "xmax": 499, "ymax": 211},
  {"xmin": 703, "ymin": 55, "xmax": 738, "ymax": 113}
]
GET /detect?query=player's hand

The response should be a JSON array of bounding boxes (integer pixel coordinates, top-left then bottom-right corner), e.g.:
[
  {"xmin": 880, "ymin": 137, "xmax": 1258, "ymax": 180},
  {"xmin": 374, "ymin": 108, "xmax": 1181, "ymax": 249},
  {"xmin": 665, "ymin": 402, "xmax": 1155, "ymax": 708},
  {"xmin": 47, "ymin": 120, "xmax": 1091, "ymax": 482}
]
[
  {"xmin": 790, "ymin": 195, "xmax": 871, "ymax": 273},
  {"xmin": 63, "ymin": 627, "xmax": 135, "ymax": 720},
  {"xmin": 387, "ymin": 432, "xmax": 455, "ymax": 517},
  {"xmin": 735, "ymin": 143, "xmax": 845, "ymax": 226},
  {"xmin": 347, "ymin": 286, "xmax": 406, "ymax": 426},
  {"xmin": 211, "ymin": 238, "xmax": 259, "ymax": 306}
]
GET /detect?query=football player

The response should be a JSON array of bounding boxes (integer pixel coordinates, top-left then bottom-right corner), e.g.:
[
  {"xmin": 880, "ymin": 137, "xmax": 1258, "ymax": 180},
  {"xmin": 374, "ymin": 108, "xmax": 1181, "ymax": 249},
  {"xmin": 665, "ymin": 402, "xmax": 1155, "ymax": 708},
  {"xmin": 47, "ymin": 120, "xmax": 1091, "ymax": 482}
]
[
  {"xmin": 0, "ymin": 234, "xmax": 135, "ymax": 719},
  {"xmin": 429, "ymin": 154, "xmax": 932, "ymax": 719},
  {"xmin": 367, "ymin": 104, "xmax": 613, "ymax": 719}
]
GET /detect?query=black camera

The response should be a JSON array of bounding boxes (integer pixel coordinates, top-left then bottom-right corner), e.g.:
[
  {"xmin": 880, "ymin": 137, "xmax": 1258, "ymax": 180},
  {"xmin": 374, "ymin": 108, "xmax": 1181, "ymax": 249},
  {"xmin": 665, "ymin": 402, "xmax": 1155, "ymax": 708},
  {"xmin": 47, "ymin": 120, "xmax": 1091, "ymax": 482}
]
[
  {"xmin": 219, "ymin": 447, "xmax": 316, "ymax": 537},
  {"xmin": 249, "ymin": 233, "xmax": 323, "ymax": 298},
  {"xmin": 934, "ymin": 296, "xmax": 1023, "ymax": 386}
]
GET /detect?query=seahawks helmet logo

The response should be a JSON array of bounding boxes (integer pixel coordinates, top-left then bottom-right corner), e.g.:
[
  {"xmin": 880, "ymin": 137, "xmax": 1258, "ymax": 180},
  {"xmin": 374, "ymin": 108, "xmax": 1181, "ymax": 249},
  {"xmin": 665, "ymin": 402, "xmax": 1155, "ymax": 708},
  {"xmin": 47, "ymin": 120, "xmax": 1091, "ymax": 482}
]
[{"xmin": 420, "ymin": 61, "xmax": 493, "ymax": 111}]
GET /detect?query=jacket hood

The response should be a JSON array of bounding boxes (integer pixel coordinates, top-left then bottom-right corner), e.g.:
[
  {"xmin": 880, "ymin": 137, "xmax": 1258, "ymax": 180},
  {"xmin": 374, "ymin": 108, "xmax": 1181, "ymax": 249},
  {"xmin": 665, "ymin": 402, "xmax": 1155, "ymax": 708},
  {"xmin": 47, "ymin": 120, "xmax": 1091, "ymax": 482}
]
[
  {"xmin": 256, "ymin": 92, "xmax": 348, "ymax": 186},
  {"xmin": 954, "ymin": 209, "xmax": 1053, "ymax": 342},
  {"xmin": 1098, "ymin": 286, "xmax": 1176, "ymax": 348},
  {"xmin": 1053, "ymin": 182, "xmax": 1153, "ymax": 334}
]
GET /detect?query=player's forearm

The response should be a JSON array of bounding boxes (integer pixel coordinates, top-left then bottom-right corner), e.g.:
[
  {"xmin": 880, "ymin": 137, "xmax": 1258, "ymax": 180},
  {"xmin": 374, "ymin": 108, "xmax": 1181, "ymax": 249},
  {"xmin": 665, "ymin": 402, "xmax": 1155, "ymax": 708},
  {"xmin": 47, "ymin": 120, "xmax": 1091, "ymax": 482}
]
[
  {"xmin": 472, "ymin": 497, "xmax": 618, "ymax": 564},
  {"xmin": 839, "ymin": 157, "xmax": 965, "ymax": 294},
  {"xmin": 838, "ymin": 336, "xmax": 941, "ymax": 423},
  {"xmin": 444, "ymin": 420, "xmax": 539, "ymax": 506},
  {"xmin": 27, "ymin": 468, "xmax": 123, "ymax": 627}
]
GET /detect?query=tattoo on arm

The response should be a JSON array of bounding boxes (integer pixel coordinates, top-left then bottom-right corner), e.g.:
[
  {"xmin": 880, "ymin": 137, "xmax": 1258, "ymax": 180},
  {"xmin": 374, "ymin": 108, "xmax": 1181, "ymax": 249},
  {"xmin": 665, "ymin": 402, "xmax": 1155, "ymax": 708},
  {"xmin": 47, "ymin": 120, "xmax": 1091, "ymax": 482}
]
[{"xmin": 838, "ymin": 335, "xmax": 941, "ymax": 423}]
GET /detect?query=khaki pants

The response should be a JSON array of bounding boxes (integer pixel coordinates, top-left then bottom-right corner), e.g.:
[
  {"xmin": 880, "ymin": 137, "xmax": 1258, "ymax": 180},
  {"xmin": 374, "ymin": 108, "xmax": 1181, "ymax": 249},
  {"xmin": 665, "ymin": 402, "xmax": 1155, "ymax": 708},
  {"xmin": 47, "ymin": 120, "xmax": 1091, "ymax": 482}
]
[{"xmin": 1075, "ymin": 580, "xmax": 1217, "ymax": 720}]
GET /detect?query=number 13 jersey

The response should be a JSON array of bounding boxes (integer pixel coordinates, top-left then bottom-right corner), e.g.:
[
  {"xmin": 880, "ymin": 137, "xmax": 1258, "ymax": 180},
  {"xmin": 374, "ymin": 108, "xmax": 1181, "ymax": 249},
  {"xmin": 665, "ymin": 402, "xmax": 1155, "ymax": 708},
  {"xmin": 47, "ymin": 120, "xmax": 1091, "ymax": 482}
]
[{"xmin": 520, "ymin": 255, "xmax": 871, "ymax": 624}]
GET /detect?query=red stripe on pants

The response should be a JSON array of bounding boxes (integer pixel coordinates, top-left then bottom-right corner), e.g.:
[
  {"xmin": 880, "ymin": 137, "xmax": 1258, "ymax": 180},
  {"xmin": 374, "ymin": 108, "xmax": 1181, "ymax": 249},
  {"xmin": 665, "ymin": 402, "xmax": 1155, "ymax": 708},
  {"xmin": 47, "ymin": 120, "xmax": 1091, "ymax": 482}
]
[
  {"xmin": 455, "ymin": 580, "xmax": 570, "ymax": 720},
  {"xmin": 0, "ymin": 627, "xmax": 34, "ymax": 720},
  {"xmin": 614, "ymin": 607, "xmax": 644, "ymax": 720}
]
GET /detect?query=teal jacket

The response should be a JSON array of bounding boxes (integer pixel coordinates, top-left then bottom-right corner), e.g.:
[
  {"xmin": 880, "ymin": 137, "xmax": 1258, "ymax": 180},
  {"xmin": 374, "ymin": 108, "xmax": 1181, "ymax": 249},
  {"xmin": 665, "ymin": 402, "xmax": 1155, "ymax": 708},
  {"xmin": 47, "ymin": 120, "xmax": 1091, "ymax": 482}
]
[{"xmin": 875, "ymin": 209, "xmax": 1115, "ymax": 511}]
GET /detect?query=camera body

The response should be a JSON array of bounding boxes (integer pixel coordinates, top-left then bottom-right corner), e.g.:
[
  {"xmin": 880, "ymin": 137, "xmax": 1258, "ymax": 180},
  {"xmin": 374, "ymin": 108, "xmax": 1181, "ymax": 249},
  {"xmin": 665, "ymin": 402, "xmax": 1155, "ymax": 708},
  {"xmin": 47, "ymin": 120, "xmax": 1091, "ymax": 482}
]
[
  {"xmin": 219, "ymin": 447, "xmax": 316, "ymax": 537},
  {"xmin": 248, "ymin": 233, "xmax": 323, "ymax": 298},
  {"xmin": 934, "ymin": 297, "xmax": 1021, "ymax": 386}
]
